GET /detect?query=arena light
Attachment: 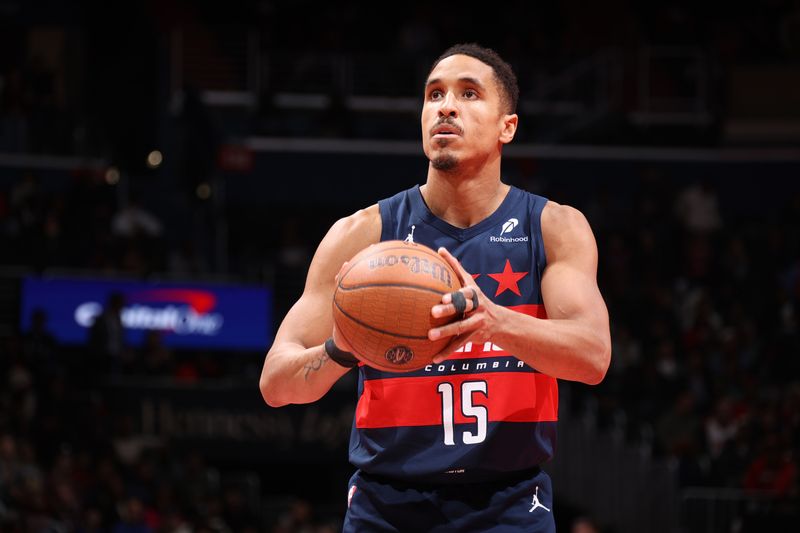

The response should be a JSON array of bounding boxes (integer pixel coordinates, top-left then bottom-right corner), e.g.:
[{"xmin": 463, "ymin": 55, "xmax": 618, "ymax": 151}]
[
  {"xmin": 196, "ymin": 182, "xmax": 211, "ymax": 200},
  {"xmin": 105, "ymin": 166, "xmax": 120, "ymax": 185},
  {"xmin": 146, "ymin": 150, "xmax": 163, "ymax": 169}
]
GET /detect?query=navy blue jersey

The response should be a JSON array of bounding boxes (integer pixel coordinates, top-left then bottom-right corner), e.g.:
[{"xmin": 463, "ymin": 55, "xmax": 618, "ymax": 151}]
[{"xmin": 347, "ymin": 184, "xmax": 558, "ymax": 484}]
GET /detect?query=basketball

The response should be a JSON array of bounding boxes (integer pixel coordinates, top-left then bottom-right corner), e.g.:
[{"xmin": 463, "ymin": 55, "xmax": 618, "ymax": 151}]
[{"xmin": 333, "ymin": 240, "xmax": 463, "ymax": 372}]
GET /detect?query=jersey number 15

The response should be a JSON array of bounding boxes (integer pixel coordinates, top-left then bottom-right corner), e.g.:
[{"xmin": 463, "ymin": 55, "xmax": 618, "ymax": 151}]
[{"xmin": 437, "ymin": 381, "xmax": 488, "ymax": 445}]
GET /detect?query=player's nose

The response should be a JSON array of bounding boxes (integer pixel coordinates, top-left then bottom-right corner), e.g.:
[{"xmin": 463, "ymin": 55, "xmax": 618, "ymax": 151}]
[{"xmin": 437, "ymin": 92, "xmax": 458, "ymax": 118}]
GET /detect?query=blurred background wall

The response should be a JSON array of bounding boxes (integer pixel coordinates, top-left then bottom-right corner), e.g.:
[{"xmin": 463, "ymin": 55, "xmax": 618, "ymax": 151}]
[{"xmin": 0, "ymin": 1, "xmax": 798, "ymax": 532}]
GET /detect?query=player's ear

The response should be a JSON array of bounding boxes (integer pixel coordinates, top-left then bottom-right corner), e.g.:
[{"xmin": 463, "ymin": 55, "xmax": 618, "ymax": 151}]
[{"xmin": 499, "ymin": 113, "xmax": 518, "ymax": 144}]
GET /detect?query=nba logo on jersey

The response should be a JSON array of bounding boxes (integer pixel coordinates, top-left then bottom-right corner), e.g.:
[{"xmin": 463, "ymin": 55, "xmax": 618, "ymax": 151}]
[{"xmin": 347, "ymin": 485, "xmax": 357, "ymax": 508}]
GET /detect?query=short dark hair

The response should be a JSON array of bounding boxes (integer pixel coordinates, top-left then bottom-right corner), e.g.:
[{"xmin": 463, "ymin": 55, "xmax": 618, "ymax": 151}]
[{"xmin": 428, "ymin": 43, "xmax": 519, "ymax": 115}]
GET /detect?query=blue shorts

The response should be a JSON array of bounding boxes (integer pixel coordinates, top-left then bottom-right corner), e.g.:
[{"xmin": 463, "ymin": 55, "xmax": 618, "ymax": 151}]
[{"xmin": 342, "ymin": 467, "xmax": 556, "ymax": 533}]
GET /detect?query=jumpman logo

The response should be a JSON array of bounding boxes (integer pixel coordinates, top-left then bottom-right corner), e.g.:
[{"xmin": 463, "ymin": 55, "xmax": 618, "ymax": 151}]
[
  {"xmin": 529, "ymin": 486, "xmax": 550, "ymax": 513},
  {"xmin": 405, "ymin": 225, "xmax": 416, "ymax": 243}
]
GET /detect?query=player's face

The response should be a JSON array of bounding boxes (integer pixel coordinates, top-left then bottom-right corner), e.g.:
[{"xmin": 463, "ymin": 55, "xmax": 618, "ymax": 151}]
[{"xmin": 421, "ymin": 54, "xmax": 515, "ymax": 171}]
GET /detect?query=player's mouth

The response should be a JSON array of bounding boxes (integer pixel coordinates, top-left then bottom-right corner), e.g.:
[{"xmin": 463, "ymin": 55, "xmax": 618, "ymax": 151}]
[{"xmin": 431, "ymin": 123, "xmax": 463, "ymax": 137}]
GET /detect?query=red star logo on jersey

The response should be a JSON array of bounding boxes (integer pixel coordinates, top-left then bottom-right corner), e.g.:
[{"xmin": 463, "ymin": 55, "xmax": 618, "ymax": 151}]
[{"xmin": 487, "ymin": 259, "xmax": 528, "ymax": 296}]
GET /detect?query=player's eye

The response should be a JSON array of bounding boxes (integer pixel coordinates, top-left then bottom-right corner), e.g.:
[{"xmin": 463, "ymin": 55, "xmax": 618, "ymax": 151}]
[
  {"xmin": 430, "ymin": 89, "xmax": 443, "ymax": 100},
  {"xmin": 464, "ymin": 89, "xmax": 478, "ymax": 99}
]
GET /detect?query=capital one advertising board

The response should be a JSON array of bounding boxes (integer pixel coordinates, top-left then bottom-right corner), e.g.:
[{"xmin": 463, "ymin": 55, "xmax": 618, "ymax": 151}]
[{"xmin": 20, "ymin": 276, "xmax": 272, "ymax": 350}]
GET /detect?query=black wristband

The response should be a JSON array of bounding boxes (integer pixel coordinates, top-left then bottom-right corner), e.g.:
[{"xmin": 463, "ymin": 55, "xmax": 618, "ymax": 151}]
[{"xmin": 324, "ymin": 337, "xmax": 359, "ymax": 368}]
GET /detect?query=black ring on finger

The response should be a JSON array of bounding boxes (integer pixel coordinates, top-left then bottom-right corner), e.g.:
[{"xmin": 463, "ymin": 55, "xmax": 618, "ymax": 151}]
[
  {"xmin": 450, "ymin": 290, "xmax": 467, "ymax": 315},
  {"xmin": 470, "ymin": 288, "xmax": 479, "ymax": 311}
]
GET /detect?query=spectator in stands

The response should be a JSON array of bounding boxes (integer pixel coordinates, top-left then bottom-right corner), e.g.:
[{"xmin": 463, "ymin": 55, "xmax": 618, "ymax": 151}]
[
  {"xmin": 742, "ymin": 432, "xmax": 797, "ymax": 497},
  {"xmin": 655, "ymin": 388, "xmax": 705, "ymax": 484},
  {"xmin": 221, "ymin": 484, "xmax": 261, "ymax": 533},
  {"xmin": 167, "ymin": 238, "xmax": 209, "ymax": 278},
  {"xmin": 87, "ymin": 291, "xmax": 130, "ymax": 375},
  {"xmin": 5, "ymin": 171, "xmax": 42, "ymax": 264},
  {"xmin": 673, "ymin": 179, "xmax": 723, "ymax": 236},
  {"xmin": 140, "ymin": 331, "xmax": 173, "ymax": 377},
  {"xmin": 6, "ymin": 352, "xmax": 37, "ymax": 432},
  {"xmin": 111, "ymin": 415, "xmax": 161, "ymax": 469},
  {"xmin": 21, "ymin": 307, "xmax": 58, "ymax": 375},
  {"xmin": 272, "ymin": 498, "xmax": 314, "ymax": 533},
  {"xmin": 111, "ymin": 193, "xmax": 162, "ymax": 239},
  {"xmin": 705, "ymin": 395, "xmax": 740, "ymax": 461},
  {"xmin": 110, "ymin": 191, "xmax": 165, "ymax": 276},
  {"xmin": 112, "ymin": 495, "xmax": 153, "ymax": 533}
]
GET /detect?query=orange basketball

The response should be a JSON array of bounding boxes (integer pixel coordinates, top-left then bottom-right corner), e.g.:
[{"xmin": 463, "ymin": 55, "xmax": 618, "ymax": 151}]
[{"xmin": 333, "ymin": 240, "xmax": 463, "ymax": 372}]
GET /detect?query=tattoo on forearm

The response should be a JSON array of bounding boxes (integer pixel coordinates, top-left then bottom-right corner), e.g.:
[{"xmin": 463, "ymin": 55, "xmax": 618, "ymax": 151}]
[{"xmin": 303, "ymin": 348, "xmax": 330, "ymax": 380}]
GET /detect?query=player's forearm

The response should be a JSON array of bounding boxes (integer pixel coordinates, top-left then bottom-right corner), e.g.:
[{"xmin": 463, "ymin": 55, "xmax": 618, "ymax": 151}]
[
  {"xmin": 492, "ymin": 307, "xmax": 610, "ymax": 385},
  {"xmin": 259, "ymin": 343, "xmax": 351, "ymax": 407}
]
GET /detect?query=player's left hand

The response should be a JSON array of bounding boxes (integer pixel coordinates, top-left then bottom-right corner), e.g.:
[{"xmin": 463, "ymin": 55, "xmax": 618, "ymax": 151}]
[{"xmin": 428, "ymin": 247, "xmax": 499, "ymax": 363}]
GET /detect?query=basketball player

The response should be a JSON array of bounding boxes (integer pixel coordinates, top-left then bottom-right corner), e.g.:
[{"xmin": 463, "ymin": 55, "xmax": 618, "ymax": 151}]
[{"xmin": 260, "ymin": 43, "xmax": 612, "ymax": 532}]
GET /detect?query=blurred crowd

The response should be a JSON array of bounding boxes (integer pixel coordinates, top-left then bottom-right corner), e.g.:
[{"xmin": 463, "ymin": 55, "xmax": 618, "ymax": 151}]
[
  {"xmin": 1, "ymin": 306, "xmax": 341, "ymax": 532},
  {"xmin": 0, "ymin": 168, "xmax": 189, "ymax": 277},
  {"xmin": 2, "ymin": 0, "xmax": 800, "ymax": 156},
  {"xmin": 583, "ymin": 172, "xmax": 799, "ymax": 498}
]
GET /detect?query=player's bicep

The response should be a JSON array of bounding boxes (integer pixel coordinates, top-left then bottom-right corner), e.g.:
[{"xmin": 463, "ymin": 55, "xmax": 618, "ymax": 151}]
[
  {"xmin": 540, "ymin": 204, "xmax": 609, "ymax": 326},
  {"xmin": 541, "ymin": 261, "xmax": 607, "ymax": 326}
]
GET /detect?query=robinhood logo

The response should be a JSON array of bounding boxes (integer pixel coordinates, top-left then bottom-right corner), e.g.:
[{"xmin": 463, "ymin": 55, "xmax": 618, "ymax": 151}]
[
  {"xmin": 500, "ymin": 218, "xmax": 518, "ymax": 235},
  {"xmin": 491, "ymin": 218, "xmax": 528, "ymax": 243}
]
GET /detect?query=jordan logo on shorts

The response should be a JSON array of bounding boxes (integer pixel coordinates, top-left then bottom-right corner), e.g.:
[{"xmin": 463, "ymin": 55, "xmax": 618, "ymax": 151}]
[{"xmin": 529, "ymin": 486, "xmax": 550, "ymax": 513}]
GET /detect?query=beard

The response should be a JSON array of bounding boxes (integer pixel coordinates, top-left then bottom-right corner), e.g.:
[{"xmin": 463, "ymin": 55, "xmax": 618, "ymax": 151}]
[
  {"xmin": 432, "ymin": 154, "xmax": 458, "ymax": 171},
  {"xmin": 430, "ymin": 140, "xmax": 459, "ymax": 171}
]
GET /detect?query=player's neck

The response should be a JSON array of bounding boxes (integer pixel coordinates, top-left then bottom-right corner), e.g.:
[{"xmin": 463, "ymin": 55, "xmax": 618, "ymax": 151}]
[{"xmin": 421, "ymin": 173, "xmax": 509, "ymax": 229}]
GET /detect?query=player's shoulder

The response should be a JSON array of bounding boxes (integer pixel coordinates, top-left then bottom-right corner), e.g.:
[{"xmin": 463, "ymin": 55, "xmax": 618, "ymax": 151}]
[
  {"xmin": 319, "ymin": 204, "xmax": 382, "ymax": 260},
  {"xmin": 541, "ymin": 200, "xmax": 591, "ymax": 231},
  {"xmin": 330, "ymin": 204, "xmax": 381, "ymax": 240},
  {"xmin": 540, "ymin": 201, "xmax": 596, "ymax": 257}
]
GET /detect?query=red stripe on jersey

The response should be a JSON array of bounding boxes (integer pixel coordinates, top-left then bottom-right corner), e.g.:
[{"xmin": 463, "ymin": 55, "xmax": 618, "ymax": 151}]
[{"xmin": 355, "ymin": 372, "xmax": 558, "ymax": 429}]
